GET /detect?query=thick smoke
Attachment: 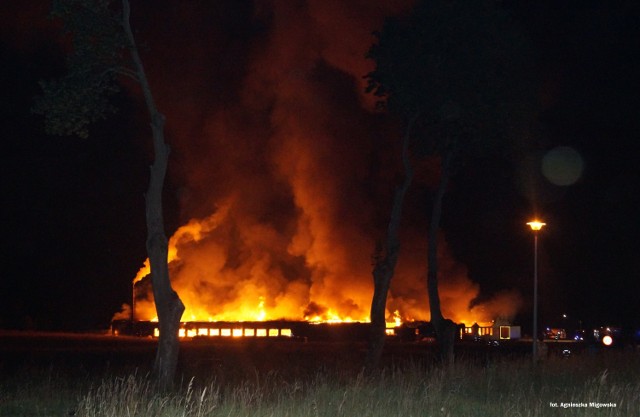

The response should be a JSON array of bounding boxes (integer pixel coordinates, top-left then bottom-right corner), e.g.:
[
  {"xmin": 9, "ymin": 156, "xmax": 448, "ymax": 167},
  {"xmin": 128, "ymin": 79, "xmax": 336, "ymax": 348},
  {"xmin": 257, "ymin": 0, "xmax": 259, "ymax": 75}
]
[{"xmin": 123, "ymin": 0, "xmax": 522, "ymax": 326}]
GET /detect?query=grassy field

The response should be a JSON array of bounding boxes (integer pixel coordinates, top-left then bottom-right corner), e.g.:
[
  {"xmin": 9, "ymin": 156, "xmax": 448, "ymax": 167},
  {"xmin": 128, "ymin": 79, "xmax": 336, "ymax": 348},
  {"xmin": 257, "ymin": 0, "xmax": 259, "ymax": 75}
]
[{"xmin": 1, "ymin": 333, "xmax": 638, "ymax": 416}]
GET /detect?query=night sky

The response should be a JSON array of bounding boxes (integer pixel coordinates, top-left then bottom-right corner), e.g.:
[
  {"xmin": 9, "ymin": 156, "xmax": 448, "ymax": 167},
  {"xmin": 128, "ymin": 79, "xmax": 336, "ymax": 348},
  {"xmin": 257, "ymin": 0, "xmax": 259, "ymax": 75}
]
[{"xmin": 1, "ymin": 1, "xmax": 639, "ymax": 333}]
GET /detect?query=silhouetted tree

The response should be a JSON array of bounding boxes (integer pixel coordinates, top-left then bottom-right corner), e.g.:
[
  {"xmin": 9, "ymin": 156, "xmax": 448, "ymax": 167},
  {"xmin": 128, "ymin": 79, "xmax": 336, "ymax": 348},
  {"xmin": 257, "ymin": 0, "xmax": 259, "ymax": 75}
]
[
  {"xmin": 365, "ymin": 111, "xmax": 419, "ymax": 371},
  {"xmin": 33, "ymin": 0, "xmax": 184, "ymax": 389},
  {"xmin": 366, "ymin": 0, "xmax": 535, "ymax": 364}
]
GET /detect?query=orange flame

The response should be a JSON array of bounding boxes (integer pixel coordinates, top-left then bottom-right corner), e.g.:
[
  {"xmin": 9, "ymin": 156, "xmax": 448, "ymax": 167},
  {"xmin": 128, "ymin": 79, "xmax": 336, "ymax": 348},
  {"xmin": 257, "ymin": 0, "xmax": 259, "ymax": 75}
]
[
  {"xmin": 113, "ymin": 1, "xmax": 523, "ymax": 330},
  {"xmin": 121, "ymin": 205, "xmax": 522, "ymax": 329}
]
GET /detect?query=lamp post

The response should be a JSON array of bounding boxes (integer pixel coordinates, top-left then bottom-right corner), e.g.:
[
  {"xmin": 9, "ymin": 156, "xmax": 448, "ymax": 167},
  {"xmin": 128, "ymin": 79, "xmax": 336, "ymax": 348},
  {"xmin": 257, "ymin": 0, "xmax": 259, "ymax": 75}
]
[{"xmin": 527, "ymin": 220, "xmax": 546, "ymax": 361}]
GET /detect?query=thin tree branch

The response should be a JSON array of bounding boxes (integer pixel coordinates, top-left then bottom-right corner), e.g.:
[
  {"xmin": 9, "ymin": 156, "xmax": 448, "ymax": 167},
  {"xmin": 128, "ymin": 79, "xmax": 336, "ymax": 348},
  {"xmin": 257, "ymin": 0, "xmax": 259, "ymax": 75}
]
[
  {"xmin": 112, "ymin": 66, "xmax": 140, "ymax": 82},
  {"xmin": 122, "ymin": 0, "xmax": 158, "ymax": 119}
]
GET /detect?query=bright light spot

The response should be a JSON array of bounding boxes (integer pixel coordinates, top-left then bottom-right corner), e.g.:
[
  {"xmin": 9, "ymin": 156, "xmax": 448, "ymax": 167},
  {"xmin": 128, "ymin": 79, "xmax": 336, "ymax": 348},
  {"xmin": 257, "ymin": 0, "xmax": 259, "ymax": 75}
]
[
  {"xmin": 602, "ymin": 335, "xmax": 613, "ymax": 346},
  {"xmin": 542, "ymin": 146, "xmax": 584, "ymax": 186},
  {"xmin": 527, "ymin": 220, "xmax": 546, "ymax": 231},
  {"xmin": 257, "ymin": 296, "xmax": 266, "ymax": 321}
]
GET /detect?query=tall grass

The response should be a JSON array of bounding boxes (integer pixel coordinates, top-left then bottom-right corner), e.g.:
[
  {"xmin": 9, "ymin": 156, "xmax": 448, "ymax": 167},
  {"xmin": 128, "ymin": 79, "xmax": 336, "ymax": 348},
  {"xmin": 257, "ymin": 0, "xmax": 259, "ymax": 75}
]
[
  {"xmin": 2, "ymin": 350, "xmax": 638, "ymax": 416},
  {"xmin": 0, "ymin": 364, "xmax": 91, "ymax": 416}
]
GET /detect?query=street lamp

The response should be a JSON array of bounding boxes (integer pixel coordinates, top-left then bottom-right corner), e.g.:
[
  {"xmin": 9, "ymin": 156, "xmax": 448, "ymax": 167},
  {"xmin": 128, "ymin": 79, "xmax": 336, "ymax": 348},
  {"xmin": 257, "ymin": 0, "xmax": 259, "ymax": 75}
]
[{"xmin": 527, "ymin": 220, "xmax": 546, "ymax": 361}]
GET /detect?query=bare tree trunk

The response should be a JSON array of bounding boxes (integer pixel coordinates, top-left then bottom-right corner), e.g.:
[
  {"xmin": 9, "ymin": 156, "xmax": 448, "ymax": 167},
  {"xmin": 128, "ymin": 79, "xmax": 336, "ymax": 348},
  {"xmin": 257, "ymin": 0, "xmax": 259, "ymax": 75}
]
[
  {"xmin": 146, "ymin": 112, "xmax": 184, "ymax": 390},
  {"xmin": 365, "ymin": 114, "xmax": 417, "ymax": 371},
  {"xmin": 123, "ymin": 0, "xmax": 184, "ymax": 390},
  {"xmin": 427, "ymin": 149, "xmax": 457, "ymax": 364}
]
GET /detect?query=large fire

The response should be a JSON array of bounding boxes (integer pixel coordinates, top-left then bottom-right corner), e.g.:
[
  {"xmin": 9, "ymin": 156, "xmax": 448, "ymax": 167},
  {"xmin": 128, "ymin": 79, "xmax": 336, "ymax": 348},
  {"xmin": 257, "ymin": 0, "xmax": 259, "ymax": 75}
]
[
  {"xmin": 115, "ymin": 200, "xmax": 522, "ymax": 328},
  {"xmin": 128, "ymin": 199, "xmax": 375, "ymax": 324},
  {"xmin": 112, "ymin": 1, "xmax": 523, "ymax": 330}
]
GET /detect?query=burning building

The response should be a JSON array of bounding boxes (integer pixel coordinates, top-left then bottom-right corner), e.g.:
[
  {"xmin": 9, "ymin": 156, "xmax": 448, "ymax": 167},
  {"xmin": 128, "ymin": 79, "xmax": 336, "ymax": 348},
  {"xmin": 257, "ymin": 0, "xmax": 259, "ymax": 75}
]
[{"xmin": 111, "ymin": 1, "xmax": 524, "ymax": 336}]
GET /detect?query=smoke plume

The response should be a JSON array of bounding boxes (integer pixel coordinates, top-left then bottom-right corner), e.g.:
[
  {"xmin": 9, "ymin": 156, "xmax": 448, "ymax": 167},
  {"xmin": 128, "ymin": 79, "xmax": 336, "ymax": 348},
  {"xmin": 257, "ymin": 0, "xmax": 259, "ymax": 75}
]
[{"xmin": 121, "ymin": 0, "xmax": 522, "ymax": 326}]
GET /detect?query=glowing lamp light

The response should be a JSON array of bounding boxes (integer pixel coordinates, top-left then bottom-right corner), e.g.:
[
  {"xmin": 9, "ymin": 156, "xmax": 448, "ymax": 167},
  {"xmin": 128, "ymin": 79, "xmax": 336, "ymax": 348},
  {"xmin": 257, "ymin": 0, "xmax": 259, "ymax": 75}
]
[
  {"xmin": 602, "ymin": 335, "xmax": 613, "ymax": 346},
  {"xmin": 527, "ymin": 221, "xmax": 546, "ymax": 231}
]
